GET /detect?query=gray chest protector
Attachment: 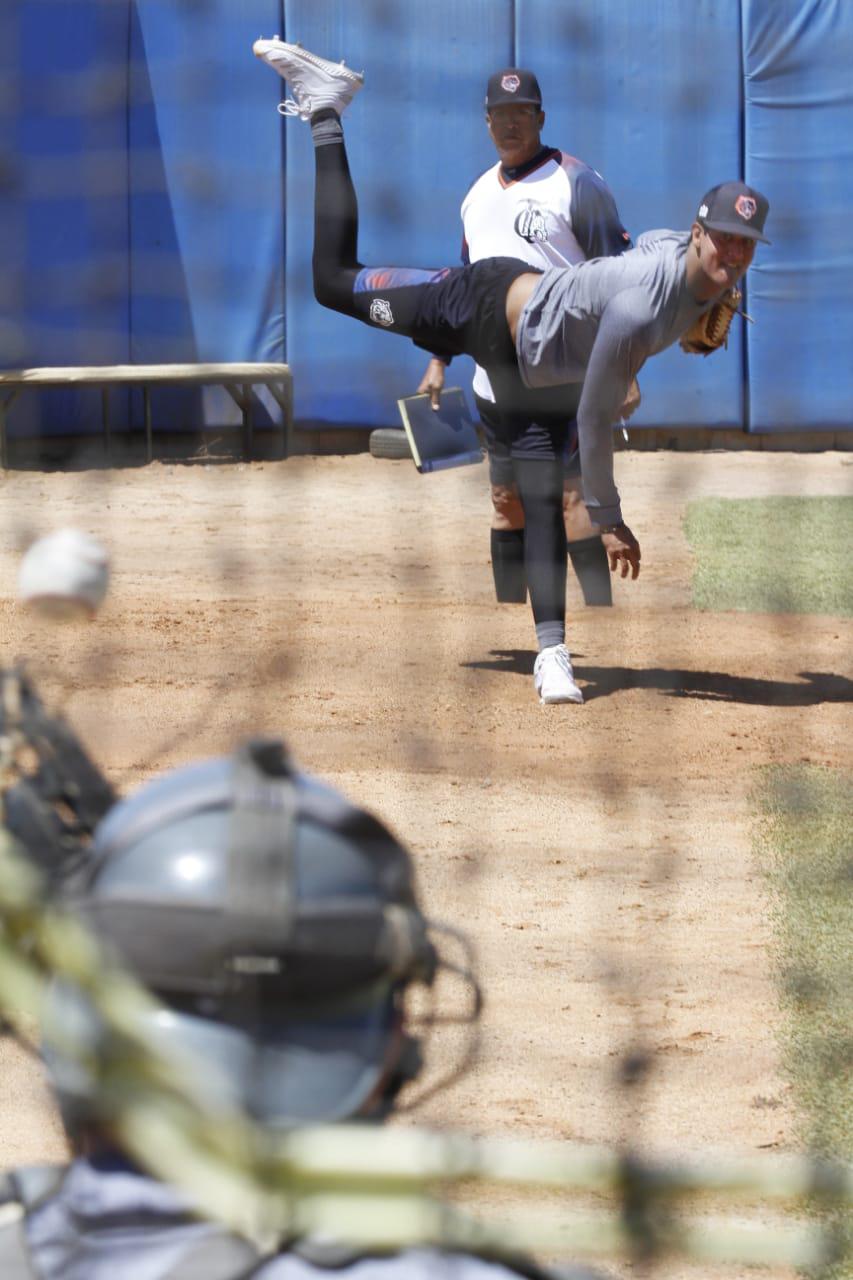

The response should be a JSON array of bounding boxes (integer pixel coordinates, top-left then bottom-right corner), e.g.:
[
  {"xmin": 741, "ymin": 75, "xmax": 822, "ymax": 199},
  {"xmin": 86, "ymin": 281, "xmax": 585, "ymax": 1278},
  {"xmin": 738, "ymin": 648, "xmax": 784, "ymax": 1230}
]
[
  {"xmin": 0, "ymin": 1166, "xmax": 262, "ymax": 1280},
  {"xmin": 0, "ymin": 1168, "xmax": 421, "ymax": 1278},
  {"xmin": 0, "ymin": 1165, "xmax": 592, "ymax": 1280}
]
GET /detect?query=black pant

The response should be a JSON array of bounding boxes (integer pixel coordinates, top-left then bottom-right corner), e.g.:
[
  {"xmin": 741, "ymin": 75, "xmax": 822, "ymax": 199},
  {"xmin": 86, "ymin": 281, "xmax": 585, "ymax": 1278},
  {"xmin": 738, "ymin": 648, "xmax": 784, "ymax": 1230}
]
[{"xmin": 312, "ymin": 139, "xmax": 546, "ymax": 388}]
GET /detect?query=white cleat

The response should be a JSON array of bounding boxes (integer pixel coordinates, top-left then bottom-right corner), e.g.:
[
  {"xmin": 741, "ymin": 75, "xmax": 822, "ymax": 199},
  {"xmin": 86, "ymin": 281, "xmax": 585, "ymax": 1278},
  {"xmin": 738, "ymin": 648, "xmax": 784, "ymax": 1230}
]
[
  {"xmin": 533, "ymin": 644, "xmax": 584, "ymax": 705},
  {"xmin": 252, "ymin": 37, "xmax": 364, "ymax": 121}
]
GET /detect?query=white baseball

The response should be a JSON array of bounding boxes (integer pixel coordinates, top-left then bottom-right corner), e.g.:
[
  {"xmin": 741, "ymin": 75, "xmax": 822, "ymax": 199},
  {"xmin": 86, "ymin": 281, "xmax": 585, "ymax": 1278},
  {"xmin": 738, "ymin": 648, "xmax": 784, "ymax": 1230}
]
[{"xmin": 18, "ymin": 528, "xmax": 110, "ymax": 620}]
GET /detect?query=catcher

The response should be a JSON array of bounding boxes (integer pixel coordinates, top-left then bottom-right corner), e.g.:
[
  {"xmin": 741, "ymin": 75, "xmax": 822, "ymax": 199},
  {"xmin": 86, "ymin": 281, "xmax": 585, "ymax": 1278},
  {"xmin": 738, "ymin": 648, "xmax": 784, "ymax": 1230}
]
[{"xmin": 0, "ymin": 670, "xmax": 604, "ymax": 1278}]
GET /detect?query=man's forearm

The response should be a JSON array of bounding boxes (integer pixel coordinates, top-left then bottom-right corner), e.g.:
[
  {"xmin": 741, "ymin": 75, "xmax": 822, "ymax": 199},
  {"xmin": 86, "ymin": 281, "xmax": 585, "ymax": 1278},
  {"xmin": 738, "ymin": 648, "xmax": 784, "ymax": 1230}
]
[
  {"xmin": 575, "ymin": 314, "xmax": 641, "ymax": 526},
  {"xmin": 577, "ymin": 412, "xmax": 622, "ymax": 527}
]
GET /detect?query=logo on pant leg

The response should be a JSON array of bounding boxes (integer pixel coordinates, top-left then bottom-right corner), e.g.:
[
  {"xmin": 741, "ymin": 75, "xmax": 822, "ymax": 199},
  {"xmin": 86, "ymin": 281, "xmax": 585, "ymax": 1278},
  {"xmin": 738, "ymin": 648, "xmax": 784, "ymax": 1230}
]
[{"xmin": 370, "ymin": 298, "xmax": 395, "ymax": 326}]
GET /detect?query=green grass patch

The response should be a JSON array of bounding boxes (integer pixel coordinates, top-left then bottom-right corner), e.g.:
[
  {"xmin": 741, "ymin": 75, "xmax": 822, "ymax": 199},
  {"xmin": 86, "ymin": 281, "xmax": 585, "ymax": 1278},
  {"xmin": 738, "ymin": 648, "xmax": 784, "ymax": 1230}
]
[
  {"xmin": 753, "ymin": 765, "xmax": 853, "ymax": 1277},
  {"xmin": 684, "ymin": 497, "xmax": 853, "ymax": 615}
]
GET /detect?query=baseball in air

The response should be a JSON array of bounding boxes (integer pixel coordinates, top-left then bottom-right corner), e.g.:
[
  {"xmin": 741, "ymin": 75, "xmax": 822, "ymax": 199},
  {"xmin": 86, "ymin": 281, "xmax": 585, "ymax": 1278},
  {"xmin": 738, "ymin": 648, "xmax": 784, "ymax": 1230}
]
[{"xmin": 18, "ymin": 529, "xmax": 110, "ymax": 620}]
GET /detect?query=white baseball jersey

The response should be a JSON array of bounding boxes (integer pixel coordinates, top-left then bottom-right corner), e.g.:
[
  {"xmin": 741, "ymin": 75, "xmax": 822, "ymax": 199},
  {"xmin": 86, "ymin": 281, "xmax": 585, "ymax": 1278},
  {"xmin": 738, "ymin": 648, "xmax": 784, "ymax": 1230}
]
[{"xmin": 460, "ymin": 148, "xmax": 631, "ymax": 400}]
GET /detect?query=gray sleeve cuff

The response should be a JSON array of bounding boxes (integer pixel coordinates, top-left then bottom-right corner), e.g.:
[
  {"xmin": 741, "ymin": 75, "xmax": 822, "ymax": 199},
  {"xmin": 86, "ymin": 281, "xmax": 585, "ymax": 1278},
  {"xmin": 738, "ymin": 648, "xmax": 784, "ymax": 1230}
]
[{"xmin": 586, "ymin": 502, "xmax": 623, "ymax": 527}]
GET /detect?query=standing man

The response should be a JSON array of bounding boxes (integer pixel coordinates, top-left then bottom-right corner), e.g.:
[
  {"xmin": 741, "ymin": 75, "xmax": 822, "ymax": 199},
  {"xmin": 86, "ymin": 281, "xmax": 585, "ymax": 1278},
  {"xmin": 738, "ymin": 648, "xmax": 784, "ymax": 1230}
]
[
  {"xmin": 417, "ymin": 68, "xmax": 635, "ymax": 614},
  {"xmin": 251, "ymin": 39, "xmax": 769, "ymax": 706}
]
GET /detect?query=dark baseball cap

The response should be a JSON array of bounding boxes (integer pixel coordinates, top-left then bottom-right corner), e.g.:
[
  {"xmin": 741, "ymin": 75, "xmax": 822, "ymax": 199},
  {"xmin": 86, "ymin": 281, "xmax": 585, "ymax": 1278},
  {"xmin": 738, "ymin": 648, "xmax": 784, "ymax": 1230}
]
[
  {"xmin": 485, "ymin": 68, "xmax": 542, "ymax": 110},
  {"xmin": 696, "ymin": 180, "xmax": 771, "ymax": 244}
]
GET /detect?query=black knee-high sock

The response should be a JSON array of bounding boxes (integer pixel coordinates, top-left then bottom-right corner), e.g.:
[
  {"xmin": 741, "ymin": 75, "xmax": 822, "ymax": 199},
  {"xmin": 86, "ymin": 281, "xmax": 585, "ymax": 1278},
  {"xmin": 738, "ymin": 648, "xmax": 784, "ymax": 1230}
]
[
  {"xmin": 311, "ymin": 111, "xmax": 361, "ymax": 312},
  {"xmin": 491, "ymin": 528, "xmax": 527, "ymax": 603},
  {"xmin": 513, "ymin": 458, "xmax": 566, "ymax": 628},
  {"xmin": 568, "ymin": 534, "xmax": 612, "ymax": 606}
]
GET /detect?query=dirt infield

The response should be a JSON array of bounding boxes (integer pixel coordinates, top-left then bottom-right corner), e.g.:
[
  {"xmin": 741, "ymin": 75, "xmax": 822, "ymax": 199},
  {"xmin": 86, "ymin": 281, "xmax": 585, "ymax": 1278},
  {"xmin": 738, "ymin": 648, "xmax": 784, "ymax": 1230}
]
[{"xmin": 0, "ymin": 447, "xmax": 850, "ymax": 1276}]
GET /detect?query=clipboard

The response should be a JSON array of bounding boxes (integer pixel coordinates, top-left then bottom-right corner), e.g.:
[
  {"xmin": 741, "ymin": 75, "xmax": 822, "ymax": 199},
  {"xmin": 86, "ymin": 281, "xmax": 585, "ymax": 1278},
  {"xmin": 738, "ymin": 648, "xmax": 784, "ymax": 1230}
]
[{"xmin": 396, "ymin": 387, "xmax": 484, "ymax": 474}]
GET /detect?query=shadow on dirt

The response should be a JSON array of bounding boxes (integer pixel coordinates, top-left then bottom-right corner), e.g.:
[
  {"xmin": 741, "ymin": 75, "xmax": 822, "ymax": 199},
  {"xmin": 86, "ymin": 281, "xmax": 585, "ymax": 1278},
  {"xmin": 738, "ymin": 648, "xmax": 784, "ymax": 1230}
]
[{"xmin": 463, "ymin": 650, "xmax": 853, "ymax": 706}]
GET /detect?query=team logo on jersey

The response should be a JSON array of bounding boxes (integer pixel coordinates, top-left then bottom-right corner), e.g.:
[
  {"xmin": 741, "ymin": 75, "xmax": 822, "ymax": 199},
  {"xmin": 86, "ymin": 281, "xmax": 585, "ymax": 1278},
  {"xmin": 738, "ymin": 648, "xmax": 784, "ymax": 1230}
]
[
  {"xmin": 370, "ymin": 298, "xmax": 395, "ymax": 326},
  {"xmin": 514, "ymin": 204, "xmax": 549, "ymax": 244},
  {"xmin": 734, "ymin": 194, "xmax": 757, "ymax": 221},
  {"xmin": 501, "ymin": 74, "xmax": 521, "ymax": 94}
]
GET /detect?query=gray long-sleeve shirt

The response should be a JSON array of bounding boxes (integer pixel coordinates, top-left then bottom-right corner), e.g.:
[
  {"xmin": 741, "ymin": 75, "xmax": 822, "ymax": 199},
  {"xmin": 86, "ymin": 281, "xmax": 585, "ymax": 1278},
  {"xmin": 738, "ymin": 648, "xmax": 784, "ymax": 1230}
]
[{"xmin": 515, "ymin": 230, "xmax": 710, "ymax": 525}]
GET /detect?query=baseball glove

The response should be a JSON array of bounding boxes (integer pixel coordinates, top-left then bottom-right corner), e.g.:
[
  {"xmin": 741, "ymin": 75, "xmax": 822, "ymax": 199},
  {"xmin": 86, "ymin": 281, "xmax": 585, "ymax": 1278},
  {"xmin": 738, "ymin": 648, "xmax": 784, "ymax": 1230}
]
[{"xmin": 679, "ymin": 287, "xmax": 743, "ymax": 356}]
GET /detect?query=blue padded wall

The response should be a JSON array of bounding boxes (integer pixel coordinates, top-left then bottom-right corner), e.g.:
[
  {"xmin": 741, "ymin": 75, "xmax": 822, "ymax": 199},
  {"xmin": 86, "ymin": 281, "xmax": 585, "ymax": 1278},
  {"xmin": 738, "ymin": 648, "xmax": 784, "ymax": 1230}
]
[
  {"xmin": 281, "ymin": 0, "xmax": 509, "ymax": 426},
  {"xmin": 0, "ymin": 0, "xmax": 285, "ymax": 440},
  {"xmin": 128, "ymin": 0, "xmax": 285, "ymax": 431},
  {"xmin": 514, "ymin": 0, "xmax": 744, "ymax": 429},
  {"xmin": 4, "ymin": 1, "xmax": 853, "ymax": 438},
  {"xmin": 743, "ymin": 0, "xmax": 853, "ymax": 431},
  {"xmin": 1, "ymin": 0, "xmax": 131, "ymax": 436}
]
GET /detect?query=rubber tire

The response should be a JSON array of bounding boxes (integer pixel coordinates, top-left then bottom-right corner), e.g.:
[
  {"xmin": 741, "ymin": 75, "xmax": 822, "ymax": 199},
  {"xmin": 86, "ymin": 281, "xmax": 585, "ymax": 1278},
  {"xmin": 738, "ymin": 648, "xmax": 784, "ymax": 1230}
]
[{"xmin": 369, "ymin": 428, "xmax": 413, "ymax": 460}]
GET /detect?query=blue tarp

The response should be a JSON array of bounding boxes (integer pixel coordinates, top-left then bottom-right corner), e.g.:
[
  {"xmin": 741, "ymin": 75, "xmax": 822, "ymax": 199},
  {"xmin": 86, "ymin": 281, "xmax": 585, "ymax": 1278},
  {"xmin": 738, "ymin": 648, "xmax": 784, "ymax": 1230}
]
[
  {"xmin": 1, "ymin": 0, "xmax": 284, "ymax": 437},
  {"xmin": 1, "ymin": 0, "xmax": 850, "ymax": 436},
  {"xmin": 743, "ymin": 0, "xmax": 853, "ymax": 430},
  {"xmin": 128, "ymin": 0, "xmax": 285, "ymax": 430},
  {"xmin": 2, "ymin": 1, "xmax": 130, "ymax": 435}
]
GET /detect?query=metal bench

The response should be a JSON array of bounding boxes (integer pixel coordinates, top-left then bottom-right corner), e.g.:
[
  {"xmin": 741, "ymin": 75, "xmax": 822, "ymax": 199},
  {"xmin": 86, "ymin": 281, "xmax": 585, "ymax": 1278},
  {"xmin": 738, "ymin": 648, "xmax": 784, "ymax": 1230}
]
[{"xmin": 0, "ymin": 363, "xmax": 293, "ymax": 468}]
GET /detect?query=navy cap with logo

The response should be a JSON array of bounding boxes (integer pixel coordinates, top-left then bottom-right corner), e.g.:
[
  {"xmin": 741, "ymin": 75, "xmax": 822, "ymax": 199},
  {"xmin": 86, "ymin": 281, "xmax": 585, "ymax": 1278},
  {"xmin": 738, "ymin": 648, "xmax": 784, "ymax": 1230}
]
[
  {"xmin": 485, "ymin": 68, "xmax": 542, "ymax": 111},
  {"xmin": 696, "ymin": 180, "xmax": 771, "ymax": 244}
]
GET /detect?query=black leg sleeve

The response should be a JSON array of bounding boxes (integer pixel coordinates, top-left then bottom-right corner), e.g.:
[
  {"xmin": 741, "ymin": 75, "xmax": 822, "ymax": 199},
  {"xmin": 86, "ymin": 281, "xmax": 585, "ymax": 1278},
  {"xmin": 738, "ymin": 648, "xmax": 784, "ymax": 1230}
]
[
  {"xmin": 491, "ymin": 528, "xmax": 527, "ymax": 603},
  {"xmin": 513, "ymin": 458, "xmax": 567, "ymax": 626},
  {"xmin": 568, "ymin": 534, "xmax": 613, "ymax": 606},
  {"xmin": 310, "ymin": 126, "xmax": 458, "ymax": 344},
  {"xmin": 309, "ymin": 122, "xmax": 514, "ymax": 361},
  {"xmin": 312, "ymin": 124, "xmax": 362, "ymax": 314}
]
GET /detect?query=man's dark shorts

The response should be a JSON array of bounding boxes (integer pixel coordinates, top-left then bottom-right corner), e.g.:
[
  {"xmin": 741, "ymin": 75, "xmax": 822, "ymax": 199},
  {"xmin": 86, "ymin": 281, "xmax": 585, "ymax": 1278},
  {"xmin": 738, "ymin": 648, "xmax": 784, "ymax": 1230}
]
[
  {"xmin": 408, "ymin": 256, "xmax": 583, "ymax": 481},
  {"xmin": 475, "ymin": 391, "xmax": 583, "ymax": 487}
]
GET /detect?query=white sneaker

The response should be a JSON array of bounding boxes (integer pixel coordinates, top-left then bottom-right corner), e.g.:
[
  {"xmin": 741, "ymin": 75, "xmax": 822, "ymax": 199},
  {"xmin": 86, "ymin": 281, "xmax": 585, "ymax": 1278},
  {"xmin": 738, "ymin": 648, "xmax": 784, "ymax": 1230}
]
[
  {"xmin": 533, "ymin": 644, "xmax": 584, "ymax": 705},
  {"xmin": 252, "ymin": 37, "xmax": 364, "ymax": 120}
]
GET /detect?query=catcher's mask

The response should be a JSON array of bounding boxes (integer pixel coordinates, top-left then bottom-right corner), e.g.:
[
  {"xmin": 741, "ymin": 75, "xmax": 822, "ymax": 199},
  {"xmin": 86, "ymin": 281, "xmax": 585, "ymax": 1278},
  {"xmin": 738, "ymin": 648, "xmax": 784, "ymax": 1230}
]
[{"xmin": 37, "ymin": 736, "xmax": 481, "ymax": 1130}]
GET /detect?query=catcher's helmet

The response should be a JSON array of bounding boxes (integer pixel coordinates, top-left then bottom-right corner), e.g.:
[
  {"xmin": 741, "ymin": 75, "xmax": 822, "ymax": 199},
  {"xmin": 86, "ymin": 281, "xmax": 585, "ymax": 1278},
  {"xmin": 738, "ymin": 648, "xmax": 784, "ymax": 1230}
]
[{"xmin": 44, "ymin": 738, "xmax": 469, "ymax": 1130}]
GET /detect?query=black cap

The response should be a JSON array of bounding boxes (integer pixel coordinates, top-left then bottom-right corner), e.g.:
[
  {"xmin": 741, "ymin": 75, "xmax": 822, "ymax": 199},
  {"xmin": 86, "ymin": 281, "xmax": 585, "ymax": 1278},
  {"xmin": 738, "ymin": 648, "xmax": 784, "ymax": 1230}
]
[
  {"xmin": 696, "ymin": 181, "xmax": 771, "ymax": 244},
  {"xmin": 485, "ymin": 68, "xmax": 542, "ymax": 111}
]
